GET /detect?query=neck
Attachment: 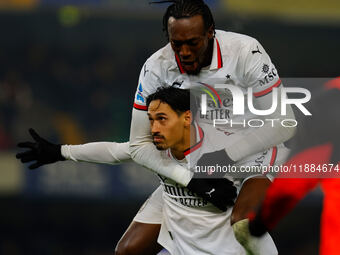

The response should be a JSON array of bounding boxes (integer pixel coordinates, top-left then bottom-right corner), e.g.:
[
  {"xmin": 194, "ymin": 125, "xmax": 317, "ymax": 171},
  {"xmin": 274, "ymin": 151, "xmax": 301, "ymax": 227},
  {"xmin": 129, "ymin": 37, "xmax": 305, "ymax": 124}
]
[{"xmin": 171, "ymin": 124, "xmax": 196, "ymax": 160}]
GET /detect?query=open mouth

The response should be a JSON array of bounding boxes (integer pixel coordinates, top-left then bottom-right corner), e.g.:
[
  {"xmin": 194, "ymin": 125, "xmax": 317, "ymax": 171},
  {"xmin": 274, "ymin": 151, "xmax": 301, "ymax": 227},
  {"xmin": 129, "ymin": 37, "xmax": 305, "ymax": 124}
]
[
  {"xmin": 181, "ymin": 61, "xmax": 195, "ymax": 67},
  {"xmin": 181, "ymin": 61, "xmax": 200, "ymax": 73}
]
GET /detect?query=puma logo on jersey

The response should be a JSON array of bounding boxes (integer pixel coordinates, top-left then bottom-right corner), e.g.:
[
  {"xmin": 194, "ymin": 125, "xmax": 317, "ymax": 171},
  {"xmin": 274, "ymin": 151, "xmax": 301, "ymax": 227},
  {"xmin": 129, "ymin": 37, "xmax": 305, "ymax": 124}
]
[
  {"xmin": 252, "ymin": 45, "xmax": 262, "ymax": 55},
  {"xmin": 206, "ymin": 188, "xmax": 215, "ymax": 198},
  {"xmin": 172, "ymin": 80, "xmax": 184, "ymax": 87}
]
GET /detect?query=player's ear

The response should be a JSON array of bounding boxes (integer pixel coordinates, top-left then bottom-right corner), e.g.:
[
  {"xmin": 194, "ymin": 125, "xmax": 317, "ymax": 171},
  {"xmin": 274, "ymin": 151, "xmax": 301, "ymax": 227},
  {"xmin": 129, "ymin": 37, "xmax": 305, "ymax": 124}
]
[
  {"xmin": 184, "ymin": 110, "xmax": 193, "ymax": 126},
  {"xmin": 207, "ymin": 25, "xmax": 214, "ymax": 39}
]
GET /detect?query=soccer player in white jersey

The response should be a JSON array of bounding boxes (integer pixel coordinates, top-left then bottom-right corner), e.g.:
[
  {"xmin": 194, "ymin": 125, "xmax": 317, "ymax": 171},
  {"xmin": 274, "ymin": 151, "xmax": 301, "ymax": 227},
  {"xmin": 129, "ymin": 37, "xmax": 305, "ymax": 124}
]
[
  {"xmin": 143, "ymin": 86, "xmax": 282, "ymax": 254},
  {"xmin": 16, "ymin": 1, "xmax": 296, "ymax": 254}
]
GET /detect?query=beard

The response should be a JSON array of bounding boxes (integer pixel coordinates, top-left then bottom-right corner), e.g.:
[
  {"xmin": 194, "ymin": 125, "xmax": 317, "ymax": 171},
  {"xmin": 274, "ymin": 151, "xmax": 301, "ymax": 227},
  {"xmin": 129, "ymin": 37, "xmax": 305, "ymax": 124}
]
[
  {"xmin": 182, "ymin": 61, "xmax": 201, "ymax": 75},
  {"xmin": 185, "ymin": 67, "xmax": 201, "ymax": 75},
  {"xmin": 153, "ymin": 141, "xmax": 167, "ymax": 151},
  {"xmin": 152, "ymin": 134, "xmax": 167, "ymax": 150}
]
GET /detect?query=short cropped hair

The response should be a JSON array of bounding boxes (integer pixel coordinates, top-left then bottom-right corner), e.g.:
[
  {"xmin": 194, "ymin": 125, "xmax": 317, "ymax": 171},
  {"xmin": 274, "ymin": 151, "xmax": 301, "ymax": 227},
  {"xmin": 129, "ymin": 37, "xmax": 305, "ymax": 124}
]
[{"xmin": 146, "ymin": 87, "xmax": 198, "ymax": 118}]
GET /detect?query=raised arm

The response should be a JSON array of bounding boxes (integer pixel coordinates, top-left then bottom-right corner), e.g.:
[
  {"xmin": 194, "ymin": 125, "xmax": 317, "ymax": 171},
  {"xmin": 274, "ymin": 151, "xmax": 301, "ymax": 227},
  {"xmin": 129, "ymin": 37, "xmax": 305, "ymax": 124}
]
[{"xmin": 129, "ymin": 63, "xmax": 192, "ymax": 186}]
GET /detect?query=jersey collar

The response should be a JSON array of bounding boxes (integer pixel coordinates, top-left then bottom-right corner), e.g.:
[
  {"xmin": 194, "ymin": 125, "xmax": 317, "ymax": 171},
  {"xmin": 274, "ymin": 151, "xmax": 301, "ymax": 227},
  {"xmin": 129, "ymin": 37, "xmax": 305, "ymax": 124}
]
[
  {"xmin": 165, "ymin": 122, "xmax": 204, "ymax": 160},
  {"xmin": 209, "ymin": 38, "xmax": 223, "ymax": 70},
  {"xmin": 174, "ymin": 38, "xmax": 223, "ymax": 74},
  {"xmin": 183, "ymin": 122, "xmax": 204, "ymax": 156}
]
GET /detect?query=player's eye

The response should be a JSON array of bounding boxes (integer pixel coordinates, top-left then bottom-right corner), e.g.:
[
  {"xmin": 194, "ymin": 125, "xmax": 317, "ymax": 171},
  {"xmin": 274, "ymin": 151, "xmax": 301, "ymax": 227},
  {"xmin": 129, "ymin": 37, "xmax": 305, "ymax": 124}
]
[
  {"xmin": 188, "ymin": 41, "xmax": 199, "ymax": 46},
  {"xmin": 171, "ymin": 41, "xmax": 182, "ymax": 48}
]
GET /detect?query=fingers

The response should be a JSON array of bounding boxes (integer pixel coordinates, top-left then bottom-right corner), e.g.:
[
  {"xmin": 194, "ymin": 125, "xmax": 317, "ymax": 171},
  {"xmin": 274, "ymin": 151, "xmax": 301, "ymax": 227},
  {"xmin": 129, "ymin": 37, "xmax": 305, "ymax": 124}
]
[
  {"xmin": 16, "ymin": 155, "xmax": 43, "ymax": 169},
  {"xmin": 16, "ymin": 130, "xmax": 44, "ymax": 169},
  {"xmin": 16, "ymin": 151, "xmax": 29, "ymax": 159},
  {"xmin": 19, "ymin": 154, "xmax": 37, "ymax": 163},
  {"xmin": 16, "ymin": 149, "xmax": 35, "ymax": 159},
  {"xmin": 17, "ymin": 142, "xmax": 36, "ymax": 149},
  {"xmin": 16, "ymin": 149, "xmax": 37, "ymax": 163},
  {"xmin": 29, "ymin": 128, "xmax": 42, "ymax": 142},
  {"xmin": 17, "ymin": 129, "xmax": 44, "ymax": 147}
]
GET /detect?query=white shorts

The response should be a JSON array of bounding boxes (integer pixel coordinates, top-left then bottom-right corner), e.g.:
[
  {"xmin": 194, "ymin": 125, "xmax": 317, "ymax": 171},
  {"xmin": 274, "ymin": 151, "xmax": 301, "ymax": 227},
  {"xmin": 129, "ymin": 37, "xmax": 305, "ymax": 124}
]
[
  {"xmin": 133, "ymin": 185, "xmax": 163, "ymax": 224},
  {"xmin": 132, "ymin": 186, "xmax": 278, "ymax": 255}
]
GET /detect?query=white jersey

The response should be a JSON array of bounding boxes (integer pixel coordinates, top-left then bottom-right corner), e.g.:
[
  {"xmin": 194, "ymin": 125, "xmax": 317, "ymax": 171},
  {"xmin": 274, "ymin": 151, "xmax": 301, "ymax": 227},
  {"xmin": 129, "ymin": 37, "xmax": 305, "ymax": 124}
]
[
  {"xmin": 156, "ymin": 122, "xmax": 283, "ymax": 255},
  {"xmin": 131, "ymin": 30, "xmax": 295, "ymax": 184}
]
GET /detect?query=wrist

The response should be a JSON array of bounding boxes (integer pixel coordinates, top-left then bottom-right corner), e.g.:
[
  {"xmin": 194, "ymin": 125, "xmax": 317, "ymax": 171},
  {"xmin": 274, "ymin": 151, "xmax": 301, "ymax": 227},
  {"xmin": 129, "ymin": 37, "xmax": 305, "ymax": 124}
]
[{"xmin": 57, "ymin": 144, "xmax": 66, "ymax": 161}]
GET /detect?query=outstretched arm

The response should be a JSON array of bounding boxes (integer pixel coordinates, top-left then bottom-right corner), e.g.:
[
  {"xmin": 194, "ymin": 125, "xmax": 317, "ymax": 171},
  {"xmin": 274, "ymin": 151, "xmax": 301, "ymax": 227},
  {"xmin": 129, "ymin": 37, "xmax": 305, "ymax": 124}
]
[
  {"xmin": 61, "ymin": 142, "xmax": 132, "ymax": 164},
  {"xmin": 16, "ymin": 128, "xmax": 132, "ymax": 168}
]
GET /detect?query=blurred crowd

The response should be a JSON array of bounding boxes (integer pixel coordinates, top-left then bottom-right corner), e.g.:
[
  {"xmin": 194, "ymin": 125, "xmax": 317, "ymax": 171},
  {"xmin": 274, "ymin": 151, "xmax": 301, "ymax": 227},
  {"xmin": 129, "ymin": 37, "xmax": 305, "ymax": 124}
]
[
  {"xmin": 0, "ymin": 42, "xmax": 142, "ymax": 150},
  {"xmin": 1, "ymin": 8, "xmax": 339, "ymax": 152}
]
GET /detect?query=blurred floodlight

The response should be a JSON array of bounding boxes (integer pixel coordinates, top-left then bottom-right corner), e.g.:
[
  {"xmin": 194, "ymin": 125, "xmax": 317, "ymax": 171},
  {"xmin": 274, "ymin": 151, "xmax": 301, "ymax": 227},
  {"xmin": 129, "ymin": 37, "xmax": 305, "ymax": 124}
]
[{"xmin": 58, "ymin": 5, "xmax": 80, "ymax": 27}]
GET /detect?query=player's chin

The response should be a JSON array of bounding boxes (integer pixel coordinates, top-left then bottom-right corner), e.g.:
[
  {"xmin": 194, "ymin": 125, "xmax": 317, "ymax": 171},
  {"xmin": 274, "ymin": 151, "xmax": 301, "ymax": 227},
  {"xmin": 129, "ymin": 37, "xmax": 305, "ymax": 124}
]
[
  {"xmin": 183, "ymin": 63, "xmax": 200, "ymax": 75},
  {"xmin": 185, "ymin": 69, "xmax": 200, "ymax": 75},
  {"xmin": 153, "ymin": 141, "xmax": 167, "ymax": 151}
]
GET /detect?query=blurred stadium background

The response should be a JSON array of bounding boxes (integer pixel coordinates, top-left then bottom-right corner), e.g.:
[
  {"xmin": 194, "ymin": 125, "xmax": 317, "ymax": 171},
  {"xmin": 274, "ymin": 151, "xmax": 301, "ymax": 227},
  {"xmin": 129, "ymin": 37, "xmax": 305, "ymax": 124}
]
[{"xmin": 0, "ymin": 0, "xmax": 339, "ymax": 254}]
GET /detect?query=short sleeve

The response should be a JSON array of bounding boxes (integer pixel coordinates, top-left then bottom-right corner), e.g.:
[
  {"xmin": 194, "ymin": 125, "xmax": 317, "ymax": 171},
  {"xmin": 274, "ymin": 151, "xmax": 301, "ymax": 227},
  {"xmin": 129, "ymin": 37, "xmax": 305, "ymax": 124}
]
[
  {"xmin": 242, "ymin": 39, "xmax": 282, "ymax": 98},
  {"xmin": 133, "ymin": 61, "xmax": 162, "ymax": 111}
]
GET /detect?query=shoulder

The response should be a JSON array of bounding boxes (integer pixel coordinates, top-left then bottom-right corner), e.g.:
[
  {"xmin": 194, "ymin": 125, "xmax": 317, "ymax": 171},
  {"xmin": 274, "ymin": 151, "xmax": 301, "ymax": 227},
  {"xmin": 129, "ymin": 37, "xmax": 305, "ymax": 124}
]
[
  {"xmin": 137, "ymin": 43, "xmax": 177, "ymax": 93},
  {"xmin": 216, "ymin": 30, "xmax": 259, "ymax": 48},
  {"xmin": 143, "ymin": 43, "xmax": 176, "ymax": 75},
  {"xmin": 215, "ymin": 30, "xmax": 260, "ymax": 57}
]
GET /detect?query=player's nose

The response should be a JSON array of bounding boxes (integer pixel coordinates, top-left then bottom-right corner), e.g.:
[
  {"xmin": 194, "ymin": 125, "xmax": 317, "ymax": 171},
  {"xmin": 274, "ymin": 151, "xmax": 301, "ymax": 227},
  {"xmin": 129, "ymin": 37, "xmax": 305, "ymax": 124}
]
[
  {"xmin": 179, "ymin": 44, "xmax": 191, "ymax": 59},
  {"xmin": 151, "ymin": 122, "xmax": 160, "ymax": 133}
]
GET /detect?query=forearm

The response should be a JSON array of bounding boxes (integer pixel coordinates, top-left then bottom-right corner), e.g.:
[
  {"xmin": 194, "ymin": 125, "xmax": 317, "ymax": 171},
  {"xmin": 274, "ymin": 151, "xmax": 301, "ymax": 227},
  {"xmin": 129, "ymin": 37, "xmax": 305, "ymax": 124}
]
[
  {"xmin": 231, "ymin": 176, "xmax": 271, "ymax": 225},
  {"xmin": 228, "ymin": 122, "xmax": 295, "ymax": 162},
  {"xmin": 129, "ymin": 108, "xmax": 192, "ymax": 186},
  {"xmin": 228, "ymin": 90, "xmax": 296, "ymax": 161},
  {"xmin": 61, "ymin": 141, "xmax": 132, "ymax": 164}
]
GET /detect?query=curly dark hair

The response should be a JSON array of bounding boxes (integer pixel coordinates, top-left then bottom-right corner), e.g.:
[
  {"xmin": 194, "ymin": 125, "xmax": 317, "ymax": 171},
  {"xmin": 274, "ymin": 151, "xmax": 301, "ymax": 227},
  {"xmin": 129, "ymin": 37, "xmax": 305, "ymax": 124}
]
[{"xmin": 151, "ymin": 0, "xmax": 215, "ymax": 40}]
